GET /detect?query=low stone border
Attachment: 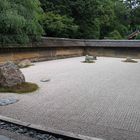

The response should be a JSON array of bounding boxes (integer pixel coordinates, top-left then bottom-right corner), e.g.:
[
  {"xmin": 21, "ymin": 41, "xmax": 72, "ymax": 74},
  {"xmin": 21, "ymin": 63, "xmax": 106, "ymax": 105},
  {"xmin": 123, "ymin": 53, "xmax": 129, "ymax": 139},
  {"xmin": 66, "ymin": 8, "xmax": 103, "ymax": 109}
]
[{"xmin": 0, "ymin": 115, "xmax": 102, "ymax": 140}]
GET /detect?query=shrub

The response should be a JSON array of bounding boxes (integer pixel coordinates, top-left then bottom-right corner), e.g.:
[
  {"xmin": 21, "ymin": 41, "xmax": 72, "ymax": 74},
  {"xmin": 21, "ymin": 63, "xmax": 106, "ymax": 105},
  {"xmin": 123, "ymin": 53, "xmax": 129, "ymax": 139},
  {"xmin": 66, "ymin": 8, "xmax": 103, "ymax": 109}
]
[
  {"xmin": 42, "ymin": 12, "xmax": 79, "ymax": 38},
  {"xmin": 0, "ymin": 0, "xmax": 44, "ymax": 45},
  {"xmin": 107, "ymin": 30, "xmax": 122, "ymax": 39},
  {"xmin": 135, "ymin": 33, "xmax": 140, "ymax": 40}
]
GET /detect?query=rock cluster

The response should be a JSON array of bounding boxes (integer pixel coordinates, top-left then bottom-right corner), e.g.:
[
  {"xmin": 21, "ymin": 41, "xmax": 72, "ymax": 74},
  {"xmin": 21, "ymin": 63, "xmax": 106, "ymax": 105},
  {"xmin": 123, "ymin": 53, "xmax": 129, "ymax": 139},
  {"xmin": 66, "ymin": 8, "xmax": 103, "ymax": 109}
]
[
  {"xmin": 85, "ymin": 55, "xmax": 97, "ymax": 63},
  {"xmin": 0, "ymin": 121, "xmax": 63, "ymax": 140},
  {"xmin": 123, "ymin": 57, "xmax": 138, "ymax": 63},
  {"xmin": 0, "ymin": 62, "xmax": 25, "ymax": 87}
]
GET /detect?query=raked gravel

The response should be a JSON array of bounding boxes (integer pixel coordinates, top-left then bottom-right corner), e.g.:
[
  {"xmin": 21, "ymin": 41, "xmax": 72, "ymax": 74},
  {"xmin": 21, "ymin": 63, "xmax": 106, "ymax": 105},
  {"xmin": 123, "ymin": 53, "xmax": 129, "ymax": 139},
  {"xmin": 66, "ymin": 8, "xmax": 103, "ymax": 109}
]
[{"xmin": 0, "ymin": 57, "xmax": 140, "ymax": 140}]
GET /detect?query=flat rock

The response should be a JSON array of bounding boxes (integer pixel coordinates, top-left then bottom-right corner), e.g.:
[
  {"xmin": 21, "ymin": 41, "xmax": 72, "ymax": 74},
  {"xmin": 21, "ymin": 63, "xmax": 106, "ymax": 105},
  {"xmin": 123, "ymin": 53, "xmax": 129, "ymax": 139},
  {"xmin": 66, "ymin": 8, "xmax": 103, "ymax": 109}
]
[
  {"xmin": 122, "ymin": 57, "xmax": 138, "ymax": 63},
  {"xmin": 0, "ymin": 98, "xmax": 19, "ymax": 106},
  {"xmin": 40, "ymin": 78, "xmax": 51, "ymax": 82}
]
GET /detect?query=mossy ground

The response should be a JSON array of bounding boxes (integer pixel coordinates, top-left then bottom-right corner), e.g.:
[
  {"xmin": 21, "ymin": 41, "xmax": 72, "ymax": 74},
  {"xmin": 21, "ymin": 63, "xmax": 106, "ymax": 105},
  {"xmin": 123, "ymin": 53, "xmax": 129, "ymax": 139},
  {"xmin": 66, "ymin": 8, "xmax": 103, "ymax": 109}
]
[
  {"xmin": 82, "ymin": 61, "xmax": 95, "ymax": 63},
  {"xmin": 0, "ymin": 82, "xmax": 39, "ymax": 94},
  {"xmin": 122, "ymin": 59, "xmax": 138, "ymax": 63},
  {"xmin": 18, "ymin": 64, "xmax": 34, "ymax": 69}
]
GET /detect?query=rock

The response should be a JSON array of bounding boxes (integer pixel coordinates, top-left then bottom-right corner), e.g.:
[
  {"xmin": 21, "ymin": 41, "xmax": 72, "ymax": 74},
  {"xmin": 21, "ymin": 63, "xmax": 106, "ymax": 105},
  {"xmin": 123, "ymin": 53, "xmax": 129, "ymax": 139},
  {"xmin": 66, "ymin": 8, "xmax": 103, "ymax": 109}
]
[
  {"xmin": 0, "ymin": 135, "xmax": 14, "ymax": 140},
  {"xmin": 18, "ymin": 59, "xmax": 33, "ymax": 68},
  {"xmin": 0, "ymin": 62, "xmax": 25, "ymax": 87},
  {"xmin": 126, "ymin": 57, "xmax": 133, "ymax": 61},
  {"xmin": 40, "ymin": 78, "xmax": 51, "ymax": 82},
  {"xmin": 0, "ymin": 119, "xmax": 64, "ymax": 140},
  {"xmin": 0, "ymin": 98, "xmax": 19, "ymax": 106},
  {"xmin": 85, "ymin": 55, "xmax": 96, "ymax": 63},
  {"xmin": 123, "ymin": 57, "xmax": 138, "ymax": 63},
  {"xmin": 91, "ymin": 55, "xmax": 97, "ymax": 60}
]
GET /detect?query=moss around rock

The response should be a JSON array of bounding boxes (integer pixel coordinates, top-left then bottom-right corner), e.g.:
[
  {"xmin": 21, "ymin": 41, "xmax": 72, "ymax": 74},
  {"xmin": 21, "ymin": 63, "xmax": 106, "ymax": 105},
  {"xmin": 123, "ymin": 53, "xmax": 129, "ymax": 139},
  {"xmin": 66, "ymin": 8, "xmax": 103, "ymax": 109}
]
[
  {"xmin": 0, "ymin": 82, "xmax": 39, "ymax": 94},
  {"xmin": 82, "ymin": 61, "xmax": 95, "ymax": 63},
  {"xmin": 122, "ymin": 57, "xmax": 138, "ymax": 63}
]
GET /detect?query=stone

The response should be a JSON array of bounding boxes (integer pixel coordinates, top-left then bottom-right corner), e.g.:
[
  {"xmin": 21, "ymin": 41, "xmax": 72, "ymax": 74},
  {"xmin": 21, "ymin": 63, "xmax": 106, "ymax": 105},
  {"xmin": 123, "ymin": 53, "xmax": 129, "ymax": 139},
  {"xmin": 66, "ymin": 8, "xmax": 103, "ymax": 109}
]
[
  {"xmin": 93, "ymin": 56, "xmax": 97, "ymax": 60},
  {"xmin": 0, "ymin": 62, "xmax": 25, "ymax": 87},
  {"xmin": 85, "ymin": 55, "xmax": 96, "ymax": 63},
  {"xmin": 40, "ymin": 78, "xmax": 51, "ymax": 82},
  {"xmin": 0, "ymin": 135, "xmax": 15, "ymax": 140},
  {"xmin": 126, "ymin": 57, "xmax": 133, "ymax": 61},
  {"xmin": 0, "ymin": 98, "xmax": 19, "ymax": 106},
  {"xmin": 18, "ymin": 59, "xmax": 33, "ymax": 68},
  {"xmin": 0, "ymin": 120, "xmax": 64, "ymax": 140},
  {"xmin": 123, "ymin": 57, "xmax": 138, "ymax": 63}
]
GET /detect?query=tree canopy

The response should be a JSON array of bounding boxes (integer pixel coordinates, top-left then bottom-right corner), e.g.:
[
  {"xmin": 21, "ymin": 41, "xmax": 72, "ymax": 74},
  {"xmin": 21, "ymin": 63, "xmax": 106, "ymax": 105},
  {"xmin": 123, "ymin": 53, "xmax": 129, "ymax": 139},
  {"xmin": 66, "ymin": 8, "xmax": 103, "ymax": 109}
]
[
  {"xmin": 0, "ymin": 0, "xmax": 44, "ymax": 44},
  {"xmin": 40, "ymin": 0, "xmax": 140, "ymax": 39},
  {"xmin": 1, "ymin": 0, "xmax": 140, "ymax": 44}
]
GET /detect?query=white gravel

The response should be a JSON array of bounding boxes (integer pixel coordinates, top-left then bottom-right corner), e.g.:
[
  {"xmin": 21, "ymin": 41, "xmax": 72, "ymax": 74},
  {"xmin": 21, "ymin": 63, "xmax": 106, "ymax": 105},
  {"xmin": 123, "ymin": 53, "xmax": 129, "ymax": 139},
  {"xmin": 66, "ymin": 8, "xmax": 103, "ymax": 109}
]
[{"xmin": 0, "ymin": 57, "xmax": 140, "ymax": 140}]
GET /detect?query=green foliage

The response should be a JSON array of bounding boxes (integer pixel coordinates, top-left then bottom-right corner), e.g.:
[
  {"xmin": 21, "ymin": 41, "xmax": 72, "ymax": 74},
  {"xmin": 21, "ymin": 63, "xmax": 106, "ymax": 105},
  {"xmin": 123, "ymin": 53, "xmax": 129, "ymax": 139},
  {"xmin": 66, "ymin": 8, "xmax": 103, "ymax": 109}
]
[
  {"xmin": 0, "ymin": 0, "xmax": 44, "ymax": 44},
  {"xmin": 67, "ymin": 0, "xmax": 101, "ymax": 38},
  {"xmin": 40, "ymin": 0, "xmax": 132, "ymax": 39},
  {"xmin": 77, "ymin": 19, "xmax": 100, "ymax": 39},
  {"xmin": 115, "ymin": 24, "xmax": 128, "ymax": 38},
  {"xmin": 98, "ymin": 0, "xmax": 115, "ymax": 39},
  {"xmin": 114, "ymin": 0, "xmax": 130, "ymax": 26},
  {"xmin": 135, "ymin": 33, "xmax": 140, "ymax": 39},
  {"xmin": 124, "ymin": 0, "xmax": 140, "ymax": 31},
  {"xmin": 1, "ymin": 0, "xmax": 139, "ymax": 41},
  {"xmin": 42, "ymin": 12, "xmax": 78, "ymax": 38},
  {"xmin": 108, "ymin": 30, "xmax": 122, "ymax": 39}
]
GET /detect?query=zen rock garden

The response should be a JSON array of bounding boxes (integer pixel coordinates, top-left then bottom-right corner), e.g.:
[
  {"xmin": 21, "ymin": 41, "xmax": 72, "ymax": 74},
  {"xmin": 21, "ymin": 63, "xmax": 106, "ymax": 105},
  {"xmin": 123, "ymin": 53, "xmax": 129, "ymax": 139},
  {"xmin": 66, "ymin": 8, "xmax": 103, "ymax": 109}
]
[
  {"xmin": 0, "ymin": 57, "xmax": 140, "ymax": 140},
  {"xmin": 0, "ymin": 56, "xmax": 137, "ymax": 94}
]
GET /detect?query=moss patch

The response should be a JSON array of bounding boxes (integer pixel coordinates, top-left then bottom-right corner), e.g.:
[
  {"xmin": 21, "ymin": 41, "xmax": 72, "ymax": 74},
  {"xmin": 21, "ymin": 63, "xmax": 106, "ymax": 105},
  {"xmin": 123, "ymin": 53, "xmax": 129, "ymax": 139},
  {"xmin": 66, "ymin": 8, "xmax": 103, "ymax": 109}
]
[
  {"xmin": 82, "ymin": 61, "xmax": 95, "ymax": 63},
  {"xmin": 0, "ymin": 82, "xmax": 39, "ymax": 94},
  {"xmin": 122, "ymin": 59, "xmax": 138, "ymax": 63},
  {"xmin": 18, "ymin": 64, "xmax": 34, "ymax": 69}
]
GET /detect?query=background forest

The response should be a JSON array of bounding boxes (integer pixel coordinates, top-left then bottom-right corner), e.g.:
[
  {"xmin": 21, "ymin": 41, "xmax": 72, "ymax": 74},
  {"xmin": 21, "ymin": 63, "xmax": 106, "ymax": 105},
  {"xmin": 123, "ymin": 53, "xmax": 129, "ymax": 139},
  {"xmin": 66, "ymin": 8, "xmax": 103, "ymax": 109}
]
[{"xmin": 0, "ymin": 0, "xmax": 140, "ymax": 44}]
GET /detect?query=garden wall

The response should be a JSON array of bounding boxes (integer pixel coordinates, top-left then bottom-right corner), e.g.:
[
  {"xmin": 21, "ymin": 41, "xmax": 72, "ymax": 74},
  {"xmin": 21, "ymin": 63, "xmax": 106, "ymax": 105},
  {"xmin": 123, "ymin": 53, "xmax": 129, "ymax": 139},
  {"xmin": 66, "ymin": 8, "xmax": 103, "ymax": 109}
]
[{"xmin": 0, "ymin": 37, "xmax": 140, "ymax": 63}]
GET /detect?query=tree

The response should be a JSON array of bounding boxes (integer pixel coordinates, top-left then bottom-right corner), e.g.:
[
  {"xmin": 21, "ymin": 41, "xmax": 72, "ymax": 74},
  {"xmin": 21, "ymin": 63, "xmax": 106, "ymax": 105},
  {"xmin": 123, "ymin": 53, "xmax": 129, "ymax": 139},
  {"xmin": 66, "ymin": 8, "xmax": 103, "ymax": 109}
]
[
  {"xmin": 0, "ymin": 0, "xmax": 44, "ymax": 45},
  {"xmin": 42, "ymin": 12, "xmax": 78, "ymax": 38},
  {"xmin": 135, "ymin": 32, "xmax": 140, "ymax": 39},
  {"xmin": 40, "ymin": 0, "xmax": 139, "ymax": 39},
  {"xmin": 125, "ymin": 0, "xmax": 140, "ymax": 31},
  {"xmin": 40, "ymin": 0, "xmax": 101, "ymax": 39},
  {"xmin": 69, "ymin": 0, "xmax": 101, "ymax": 39},
  {"xmin": 98, "ymin": 0, "xmax": 116, "ymax": 39},
  {"xmin": 108, "ymin": 30, "xmax": 122, "ymax": 39}
]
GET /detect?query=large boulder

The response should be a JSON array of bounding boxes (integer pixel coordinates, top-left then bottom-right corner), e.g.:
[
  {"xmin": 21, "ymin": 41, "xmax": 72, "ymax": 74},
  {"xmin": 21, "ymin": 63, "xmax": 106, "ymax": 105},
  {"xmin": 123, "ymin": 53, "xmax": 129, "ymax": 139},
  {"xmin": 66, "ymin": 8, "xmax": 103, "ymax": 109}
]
[
  {"xmin": 0, "ymin": 62, "xmax": 25, "ymax": 87},
  {"xmin": 18, "ymin": 59, "xmax": 33, "ymax": 68}
]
